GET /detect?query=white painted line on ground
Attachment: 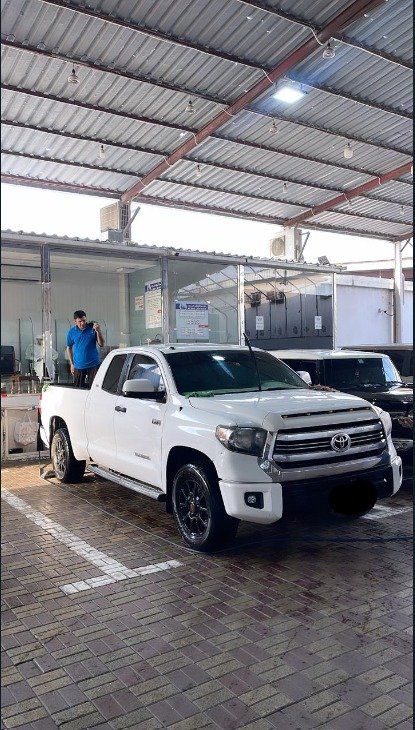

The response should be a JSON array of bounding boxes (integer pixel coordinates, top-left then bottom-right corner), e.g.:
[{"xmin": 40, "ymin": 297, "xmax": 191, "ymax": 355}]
[
  {"xmin": 1, "ymin": 489, "xmax": 183, "ymax": 594},
  {"xmin": 363, "ymin": 505, "xmax": 412, "ymax": 521}
]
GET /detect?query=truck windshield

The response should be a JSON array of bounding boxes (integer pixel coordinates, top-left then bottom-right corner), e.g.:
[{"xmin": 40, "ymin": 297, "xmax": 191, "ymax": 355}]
[
  {"xmin": 165, "ymin": 350, "xmax": 306, "ymax": 396},
  {"xmin": 324, "ymin": 356, "xmax": 403, "ymax": 390}
]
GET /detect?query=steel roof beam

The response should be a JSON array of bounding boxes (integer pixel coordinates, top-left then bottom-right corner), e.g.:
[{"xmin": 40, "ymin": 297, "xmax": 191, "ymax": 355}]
[
  {"xmin": 284, "ymin": 162, "xmax": 413, "ymax": 226},
  {"xmin": 1, "ymin": 173, "xmax": 398, "ymax": 241},
  {"xmin": 236, "ymin": 0, "xmax": 412, "ymax": 69},
  {"xmin": 2, "ymin": 31, "xmax": 410, "ymax": 132},
  {"xmin": 39, "ymin": 0, "xmax": 412, "ymax": 74},
  {"xmin": 4, "ymin": 138, "xmax": 412, "ymax": 218},
  {"xmin": 2, "ymin": 149, "xmax": 410, "ymax": 228},
  {"xmin": 285, "ymin": 75, "xmax": 412, "ymax": 120},
  {"xmin": 120, "ymin": 0, "xmax": 390, "ymax": 202},
  {"xmin": 3, "ymin": 83, "xmax": 411, "ymax": 159}
]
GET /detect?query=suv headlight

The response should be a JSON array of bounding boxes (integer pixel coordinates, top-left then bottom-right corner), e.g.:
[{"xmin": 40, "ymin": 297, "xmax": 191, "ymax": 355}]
[
  {"xmin": 215, "ymin": 426, "xmax": 267, "ymax": 456},
  {"xmin": 379, "ymin": 410, "xmax": 392, "ymax": 437}
]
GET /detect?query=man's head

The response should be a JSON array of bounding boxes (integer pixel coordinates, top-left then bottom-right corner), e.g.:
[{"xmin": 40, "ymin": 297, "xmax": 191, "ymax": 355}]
[{"xmin": 73, "ymin": 310, "xmax": 87, "ymax": 329}]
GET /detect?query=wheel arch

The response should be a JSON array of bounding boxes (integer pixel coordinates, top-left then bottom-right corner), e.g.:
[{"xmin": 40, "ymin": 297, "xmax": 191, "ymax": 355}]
[
  {"xmin": 165, "ymin": 446, "xmax": 218, "ymax": 514},
  {"xmin": 49, "ymin": 416, "xmax": 68, "ymax": 451}
]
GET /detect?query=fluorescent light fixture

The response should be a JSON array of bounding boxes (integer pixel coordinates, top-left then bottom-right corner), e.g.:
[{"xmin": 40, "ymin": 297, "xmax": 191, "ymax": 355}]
[{"xmin": 273, "ymin": 84, "xmax": 305, "ymax": 104}]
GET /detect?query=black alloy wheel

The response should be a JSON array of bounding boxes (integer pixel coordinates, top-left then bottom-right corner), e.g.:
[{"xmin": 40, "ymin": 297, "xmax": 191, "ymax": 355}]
[{"xmin": 172, "ymin": 461, "xmax": 238, "ymax": 551}]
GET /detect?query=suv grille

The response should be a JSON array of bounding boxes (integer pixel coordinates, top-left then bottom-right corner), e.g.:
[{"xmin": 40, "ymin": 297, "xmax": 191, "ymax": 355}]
[{"xmin": 272, "ymin": 419, "xmax": 386, "ymax": 468}]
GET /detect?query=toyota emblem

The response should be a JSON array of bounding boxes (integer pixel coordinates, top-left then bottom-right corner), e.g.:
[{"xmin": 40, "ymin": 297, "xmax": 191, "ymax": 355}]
[{"xmin": 330, "ymin": 432, "xmax": 351, "ymax": 452}]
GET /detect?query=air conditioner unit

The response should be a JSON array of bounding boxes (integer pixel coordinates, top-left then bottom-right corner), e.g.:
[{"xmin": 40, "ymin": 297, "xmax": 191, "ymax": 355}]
[
  {"xmin": 100, "ymin": 202, "xmax": 130, "ymax": 242},
  {"xmin": 267, "ymin": 290, "xmax": 285, "ymax": 304},
  {"xmin": 249, "ymin": 291, "xmax": 262, "ymax": 306},
  {"xmin": 269, "ymin": 235, "xmax": 286, "ymax": 258}
]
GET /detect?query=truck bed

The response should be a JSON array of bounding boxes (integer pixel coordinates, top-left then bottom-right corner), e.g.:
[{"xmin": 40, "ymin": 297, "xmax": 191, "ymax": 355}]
[{"xmin": 41, "ymin": 384, "xmax": 91, "ymax": 460}]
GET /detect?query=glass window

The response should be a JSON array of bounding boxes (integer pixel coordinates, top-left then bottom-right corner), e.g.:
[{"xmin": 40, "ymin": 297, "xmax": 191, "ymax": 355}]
[
  {"xmin": 102, "ymin": 354, "xmax": 128, "ymax": 394},
  {"xmin": 167, "ymin": 260, "xmax": 239, "ymax": 344},
  {"xmin": 280, "ymin": 359, "xmax": 318, "ymax": 385},
  {"xmin": 125, "ymin": 354, "xmax": 165, "ymax": 392},
  {"xmin": 324, "ymin": 356, "xmax": 401, "ymax": 390},
  {"xmin": 165, "ymin": 349, "xmax": 306, "ymax": 396}
]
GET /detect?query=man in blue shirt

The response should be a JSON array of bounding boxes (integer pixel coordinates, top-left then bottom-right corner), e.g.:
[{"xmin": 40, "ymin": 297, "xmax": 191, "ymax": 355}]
[{"xmin": 66, "ymin": 310, "xmax": 105, "ymax": 387}]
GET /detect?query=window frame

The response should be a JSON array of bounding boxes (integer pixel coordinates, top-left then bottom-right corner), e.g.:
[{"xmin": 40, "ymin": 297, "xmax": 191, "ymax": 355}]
[
  {"xmin": 101, "ymin": 353, "xmax": 129, "ymax": 396},
  {"xmin": 120, "ymin": 352, "xmax": 167, "ymax": 394}
]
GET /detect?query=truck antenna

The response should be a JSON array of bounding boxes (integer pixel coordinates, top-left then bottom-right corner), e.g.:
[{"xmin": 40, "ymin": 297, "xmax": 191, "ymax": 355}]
[{"xmin": 243, "ymin": 332, "xmax": 262, "ymax": 392}]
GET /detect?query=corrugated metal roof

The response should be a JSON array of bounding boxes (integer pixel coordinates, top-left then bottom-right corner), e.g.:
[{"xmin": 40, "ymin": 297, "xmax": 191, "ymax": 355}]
[{"xmin": 1, "ymin": 0, "xmax": 413, "ymax": 240}]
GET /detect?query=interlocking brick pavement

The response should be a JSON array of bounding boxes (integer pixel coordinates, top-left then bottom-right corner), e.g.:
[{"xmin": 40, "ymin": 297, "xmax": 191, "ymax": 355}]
[{"xmin": 1, "ymin": 464, "xmax": 413, "ymax": 728}]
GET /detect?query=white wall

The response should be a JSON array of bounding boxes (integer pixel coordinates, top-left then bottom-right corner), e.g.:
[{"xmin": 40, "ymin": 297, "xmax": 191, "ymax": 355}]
[{"xmin": 336, "ymin": 275, "xmax": 413, "ymax": 347}]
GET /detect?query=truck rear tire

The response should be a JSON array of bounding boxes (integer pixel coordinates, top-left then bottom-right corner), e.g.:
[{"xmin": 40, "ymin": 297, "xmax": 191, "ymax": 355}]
[
  {"xmin": 172, "ymin": 460, "xmax": 239, "ymax": 551},
  {"xmin": 51, "ymin": 427, "xmax": 86, "ymax": 483}
]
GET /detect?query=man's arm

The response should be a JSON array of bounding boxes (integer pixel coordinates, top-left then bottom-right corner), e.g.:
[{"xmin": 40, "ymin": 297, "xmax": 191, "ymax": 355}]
[
  {"xmin": 93, "ymin": 323, "xmax": 105, "ymax": 347},
  {"xmin": 66, "ymin": 346, "xmax": 75, "ymax": 375}
]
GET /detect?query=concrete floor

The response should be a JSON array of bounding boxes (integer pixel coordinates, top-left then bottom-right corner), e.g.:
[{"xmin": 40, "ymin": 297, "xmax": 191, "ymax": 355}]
[{"xmin": 1, "ymin": 464, "xmax": 413, "ymax": 729}]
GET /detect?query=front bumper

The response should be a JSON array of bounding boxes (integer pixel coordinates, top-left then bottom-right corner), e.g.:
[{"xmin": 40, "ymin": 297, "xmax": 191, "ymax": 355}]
[{"xmin": 219, "ymin": 455, "xmax": 402, "ymax": 524}]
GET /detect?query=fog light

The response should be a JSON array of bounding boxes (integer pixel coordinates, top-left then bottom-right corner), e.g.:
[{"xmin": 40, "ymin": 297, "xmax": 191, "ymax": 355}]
[{"xmin": 244, "ymin": 492, "xmax": 264, "ymax": 509}]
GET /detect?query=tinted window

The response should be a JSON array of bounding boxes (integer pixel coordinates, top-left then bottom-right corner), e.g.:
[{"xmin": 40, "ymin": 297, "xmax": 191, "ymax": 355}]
[
  {"xmin": 102, "ymin": 354, "xmax": 127, "ymax": 394},
  {"xmin": 383, "ymin": 350, "xmax": 406, "ymax": 375},
  {"xmin": 125, "ymin": 354, "xmax": 165, "ymax": 392},
  {"xmin": 165, "ymin": 350, "xmax": 305, "ymax": 396},
  {"xmin": 324, "ymin": 356, "xmax": 401, "ymax": 390},
  {"xmin": 281, "ymin": 359, "xmax": 318, "ymax": 385}
]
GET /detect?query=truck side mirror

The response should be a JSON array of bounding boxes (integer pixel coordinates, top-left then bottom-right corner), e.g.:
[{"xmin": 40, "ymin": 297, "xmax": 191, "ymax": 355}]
[{"xmin": 296, "ymin": 370, "xmax": 312, "ymax": 386}]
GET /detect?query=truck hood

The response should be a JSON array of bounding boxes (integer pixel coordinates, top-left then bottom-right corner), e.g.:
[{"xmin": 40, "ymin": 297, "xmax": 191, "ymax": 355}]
[
  {"xmin": 188, "ymin": 388, "xmax": 373, "ymax": 430},
  {"xmin": 344, "ymin": 387, "xmax": 412, "ymax": 414}
]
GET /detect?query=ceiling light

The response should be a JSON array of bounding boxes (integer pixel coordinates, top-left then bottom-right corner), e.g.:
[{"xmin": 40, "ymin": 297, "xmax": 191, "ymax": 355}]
[
  {"xmin": 282, "ymin": 182, "xmax": 288, "ymax": 194},
  {"xmin": 322, "ymin": 42, "xmax": 335, "ymax": 59},
  {"xmin": 268, "ymin": 120, "xmax": 278, "ymax": 134},
  {"xmin": 196, "ymin": 164, "xmax": 202, "ymax": 177},
  {"xmin": 67, "ymin": 65, "xmax": 79, "ymax": 84},
  {"xmin": 99, "ymin": 144, "xmax": 105, "ymax": 159},
  {"xmin": 343, "ymin": 142, "xmax": 354, "ymax": 159},
  {"xmin": 400, "ymin": 205, "xmax": 405, "ymax": 216},
  {"xmin": 185, "ymin": 100, "xmax": 195, "ymax": 114},
  {"xmin": 272, "ymin": 84, "xmax": 305, "ymax": 104},
  {"xmin": 179, "ymin": 131, "xmax": 187, "ymax": 138}
]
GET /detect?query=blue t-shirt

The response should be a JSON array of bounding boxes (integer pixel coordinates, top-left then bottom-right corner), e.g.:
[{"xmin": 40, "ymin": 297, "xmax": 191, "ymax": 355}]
[{"xmin": 67, "ymin": 325, "xmax": 100, "ymax": 369}]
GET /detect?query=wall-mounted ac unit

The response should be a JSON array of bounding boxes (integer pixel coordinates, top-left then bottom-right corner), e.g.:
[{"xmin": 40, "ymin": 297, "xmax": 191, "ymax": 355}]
[
  {"xmin": 269, "ymin": 235, "xmax": 286, "ymax": 258},
  {"xmin": 100, "ymin": 202, "xmax": 130, "ymax": 242},
  {"xmin": 267, "ymin": 290, "xmax": 285, "ymax": 304},
  {"xmin": 249, "ymin": 291, "xmax": 262, "ymax": 306}
]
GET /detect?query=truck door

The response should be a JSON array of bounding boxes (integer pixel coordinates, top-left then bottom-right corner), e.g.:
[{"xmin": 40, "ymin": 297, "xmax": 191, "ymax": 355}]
[
  {"xmin": 113, "ymin": 354, "xmax": 166, "ymax": 488},
  {"xmin": 85, "ymin": 353, "xmax": 128, "ymax": 469}
]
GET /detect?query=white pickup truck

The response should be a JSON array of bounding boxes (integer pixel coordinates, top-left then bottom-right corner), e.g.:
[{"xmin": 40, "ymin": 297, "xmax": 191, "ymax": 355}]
[{"xmin": 40, "ymin": 344, "xmax": 402, "ymax": 550}]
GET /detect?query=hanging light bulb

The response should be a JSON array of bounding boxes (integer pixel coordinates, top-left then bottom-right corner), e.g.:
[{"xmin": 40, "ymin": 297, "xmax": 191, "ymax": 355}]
[
  {"xmin": 400, "ymin": 205, "xmax": 405, "ymax": 216},
  {"xmin": 67, "ymin": 65, "xmax": 79, "ymax": 84},
  {"xmin": 269, "ymin": 120, "xmax": 278, "ymax": 134},
  {"xmin": 99, "ymin": 144, "xmax": 105, "ymax": 159},
  {"xmin": 322, "ymin": 42, "xmax": 335, "ymax": 59},
  {"xmin": 343, "ymin": 142, "xmax": 354, "ymax": 159},
  {"xmin": 195, "ymin": 164, "xmax": 202, "ymax": 177},
  {"xmin": 185, "ymin": 100, "xmax": 195, "ymax": 114},
  {"xmin": 282, "ymin": 182, "xmax": 288, "ymax": 194}
]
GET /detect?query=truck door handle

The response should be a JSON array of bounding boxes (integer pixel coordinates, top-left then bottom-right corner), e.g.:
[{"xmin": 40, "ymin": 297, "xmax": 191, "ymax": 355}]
[{"xmin": 115, "ymin": 406, "xmax": 126, "ymax": 413}]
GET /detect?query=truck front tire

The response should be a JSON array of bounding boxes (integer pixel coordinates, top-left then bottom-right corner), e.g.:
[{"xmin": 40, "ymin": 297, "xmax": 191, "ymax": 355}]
[
  {"xmin": 51, "ymin": 428, "xmax": 86, "ymax": 483},
  {"xmin": 172, "ymin": 461, "xmax": 239, "ymax": 551}
]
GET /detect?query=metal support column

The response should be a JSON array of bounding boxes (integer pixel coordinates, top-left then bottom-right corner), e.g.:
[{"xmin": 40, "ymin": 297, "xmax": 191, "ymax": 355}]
[
  {"xmin": 41, "ymin": 244, "xmax": 55, "ymax": 380},
  {"xmin": 237, "ymin": 264, "xmax": 245, "ymax": 345},
  {"xmin": 393, "ymin": 241, "xmax": 404, "ymax": 343},
  {"xmin": 161, "ymin": 257, "xmax": 170, "ymax": 344},
  {"xmin": 332, "ymin": 274, "xmax": 338, "ymax": 349},
  {"xmin": 118, "ymin": 273, "xmax": 131, "ymax": 347}
]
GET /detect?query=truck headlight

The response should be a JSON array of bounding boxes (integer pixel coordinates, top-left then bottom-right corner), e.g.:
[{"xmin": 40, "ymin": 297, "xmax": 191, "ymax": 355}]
[
  {"xmin": 379, "ymin": 410, "xmax": 392, "ymax": 437},
  {"xmin": 215, "ymin": 426, "xmax": 267, "ymax": 456}
]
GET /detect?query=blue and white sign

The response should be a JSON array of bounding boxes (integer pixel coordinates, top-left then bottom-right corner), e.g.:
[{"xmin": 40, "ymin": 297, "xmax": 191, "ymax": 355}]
[{"xmin": 175, "ymin": 301, "xmax": 209, "ymax": 340}]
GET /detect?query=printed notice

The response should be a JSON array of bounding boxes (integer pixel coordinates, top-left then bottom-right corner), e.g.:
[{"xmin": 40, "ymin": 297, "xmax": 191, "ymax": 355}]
[
  {"xmin": 314, "ymin": 315, "xmax": 322, "ymax": 330},
  {"xmin": 255, "ymin": 315, "xmax": 264, "ymax": 331},
  {"xmin": 176, "ymin": 301, "xmax": 209, "ymax": 340},
  {"xmin": 145, "ymin": 280, "xmax": 162, "ymax": 329},
  {"xmin": 134, "ymin": 295, "xmax": 144, "ymax": 312}
]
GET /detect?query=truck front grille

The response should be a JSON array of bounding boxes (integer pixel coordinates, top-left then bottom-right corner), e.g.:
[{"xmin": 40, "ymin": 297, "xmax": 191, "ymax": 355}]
[{"xmin": 272, "ymin": 419, "xmax": 386, "ymax": 469}]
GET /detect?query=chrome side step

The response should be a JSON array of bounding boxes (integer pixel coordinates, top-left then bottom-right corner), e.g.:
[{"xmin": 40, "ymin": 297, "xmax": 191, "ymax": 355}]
[{"xmin": 90, "ymin": 465, "xmax": 166, "ymax": 501}]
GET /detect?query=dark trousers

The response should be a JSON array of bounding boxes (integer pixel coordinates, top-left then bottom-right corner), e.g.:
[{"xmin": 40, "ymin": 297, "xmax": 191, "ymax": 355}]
[{"xmin": 73, "ymin": 366, "xmax": 99, "ymax": 388}]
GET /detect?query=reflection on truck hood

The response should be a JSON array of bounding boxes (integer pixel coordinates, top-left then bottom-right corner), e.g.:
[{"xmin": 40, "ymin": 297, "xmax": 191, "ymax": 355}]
[{"xmin": 189, "ymin": 389, "xmax": 372, "ymax": 430}]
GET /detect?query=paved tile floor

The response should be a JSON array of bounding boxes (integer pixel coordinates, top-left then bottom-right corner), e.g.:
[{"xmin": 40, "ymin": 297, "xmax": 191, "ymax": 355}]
[{"xmin": 1, "ymin": 464, "xmax": 413, "ymax": 729}]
